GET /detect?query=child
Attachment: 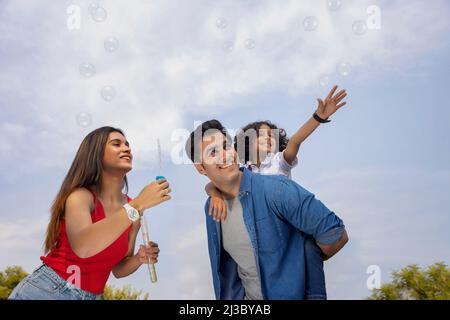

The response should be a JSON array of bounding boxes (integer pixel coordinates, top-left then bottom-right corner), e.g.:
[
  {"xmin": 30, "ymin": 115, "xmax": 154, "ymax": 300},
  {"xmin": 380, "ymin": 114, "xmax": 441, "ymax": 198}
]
[{"xmin": 205, "ymin": 85, "xmax": 348, "ymax": 299}]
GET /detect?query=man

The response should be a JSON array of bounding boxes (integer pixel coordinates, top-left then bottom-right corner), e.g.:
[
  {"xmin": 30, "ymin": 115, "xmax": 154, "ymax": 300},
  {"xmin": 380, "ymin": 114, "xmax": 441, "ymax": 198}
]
[{"xmin": 185, "ymin": 119, "xmax": 349, "ymax": 300}]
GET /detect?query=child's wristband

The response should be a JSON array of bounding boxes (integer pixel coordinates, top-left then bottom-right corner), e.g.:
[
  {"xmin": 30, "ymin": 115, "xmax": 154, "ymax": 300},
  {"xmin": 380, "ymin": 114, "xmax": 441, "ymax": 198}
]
[{"xmin": 313, "ymin": 112, "xmax": 331, "ymax": 123}]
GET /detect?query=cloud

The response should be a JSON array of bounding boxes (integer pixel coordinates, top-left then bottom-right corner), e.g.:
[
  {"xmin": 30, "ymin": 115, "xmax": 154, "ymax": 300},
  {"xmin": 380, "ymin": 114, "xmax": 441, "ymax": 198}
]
[
  {"xmin": 0, "ymin": 216, "xmax": 48, "ymax": 273},
  {"xmin": 169, "ymin": 223, "xmax": 215, "ymax": 299},
  {"xmin": 294, "ymin": 166, "xmax": 450, "ymax": 298},
  {"xmin": 1, "ymin": 0, "xmax": 449, "ymax": 174},
  {"xmin": 0, "ymin": 164, "xmax": 448, "ymax": 299},
  {"xmin": 1, "ymin": 0, "xmax": 450, "ymax": 300}
]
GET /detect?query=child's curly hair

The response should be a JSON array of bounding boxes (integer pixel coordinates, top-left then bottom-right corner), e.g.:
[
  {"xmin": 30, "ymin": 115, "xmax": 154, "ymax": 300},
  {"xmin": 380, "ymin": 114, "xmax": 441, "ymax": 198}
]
[{"xmin": 233, "ymin": 120, "xmax": 289, "ymax": 164}]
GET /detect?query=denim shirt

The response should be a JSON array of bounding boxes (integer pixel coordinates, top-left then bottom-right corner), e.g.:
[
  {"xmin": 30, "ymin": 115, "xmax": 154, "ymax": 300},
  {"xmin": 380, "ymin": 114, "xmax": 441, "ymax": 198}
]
[{"xmin": 204, "ymin": 167, "xmax": 345, "ymax": 300}]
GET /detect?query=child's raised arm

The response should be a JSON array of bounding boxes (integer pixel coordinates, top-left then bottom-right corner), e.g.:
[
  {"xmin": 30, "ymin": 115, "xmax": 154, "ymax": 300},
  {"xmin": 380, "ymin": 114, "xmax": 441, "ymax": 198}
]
[
  {"xmin": 205, "ymin": 182, "xmax": 228, "ymax": 222},
  {"xmin": 283, "ymin": 85, "xmax": 348, "ymax": 165}
]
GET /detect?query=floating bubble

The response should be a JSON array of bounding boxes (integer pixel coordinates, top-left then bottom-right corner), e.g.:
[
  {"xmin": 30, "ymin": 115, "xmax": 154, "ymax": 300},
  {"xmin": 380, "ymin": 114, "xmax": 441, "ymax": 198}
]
[
  {"xmin": 336, "ymin": 61, "xmax": 352, "ymax": 76},
  {"xmin": 352, "ymin": 20, "xmax": 367, "ymax": 35},
  {"xmin": 327, "ymin": 0, "xmax": 342, "ymax": 11},
  {"xmin": 79, "ymin": 63, "xmax": 96, "ymax": 78},
  {"xmin": 303, "ymin": 16, "xmax": 318, "ymax": 31},
  {"xmin": 223, "ymin": 41, "xmax": 234, "ymax": 52},
  {"xmin": 88, "ymin": 3, "xmax": 99, "ymax": 13},
  {"xmin": 101, "ymin": 86, "xmax": 116, "ymax": 101},
  {"xmin": 319, "ymin": 75, "xmax": 330, "ymax": 87},
  {"xmin": 76, "ymin": 112, "xmax": 92, "ymax": 127},
  {"xmin": 104, "ymin": 36, "xmax": 119, "ymax": 52},
  {"xmin": 91, "ymin": 6, "xmax": 107, "ymax": 22},
  {"xmin": 245, "ymin": 38, "xmax": 255, "ymax": 50},
  {"xmin": 216, "ymin": 18, "xmax": 227, "ymax": 29}
]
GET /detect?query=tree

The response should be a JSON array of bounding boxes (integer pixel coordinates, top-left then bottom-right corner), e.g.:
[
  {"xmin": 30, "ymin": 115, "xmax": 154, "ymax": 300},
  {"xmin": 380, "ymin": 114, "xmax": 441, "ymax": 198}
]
[
  {"xmin": 0, "ymin": 265, "xmax": 149, "ymax": 300},
  {"xmin": 101, "ymin": 284, "xmax": 149, "ymax": 300},
  {"xmin": 0, "ymin": 266, "xmax": 29, "ymax": 299},
  {"xmin": 369, "ymin": 262, "xmax": 450, "ymax": 300}
]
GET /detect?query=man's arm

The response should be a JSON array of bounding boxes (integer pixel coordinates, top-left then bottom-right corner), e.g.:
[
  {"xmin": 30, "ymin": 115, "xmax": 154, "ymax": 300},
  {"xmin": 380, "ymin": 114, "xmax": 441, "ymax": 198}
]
[
  {"xmin": 317, "ymin": 229, "xmax": 349, "ymax": 260},
  {"xmin": 268, "ymin": 178, "xmax": 349, "ymax": 258}
]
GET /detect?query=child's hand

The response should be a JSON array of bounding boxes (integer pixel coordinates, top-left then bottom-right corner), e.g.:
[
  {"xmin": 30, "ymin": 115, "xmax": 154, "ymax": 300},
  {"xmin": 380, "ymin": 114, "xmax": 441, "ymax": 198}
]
[
  {"xmin": 316, "ymin": 85, "xmax": 347, "ymax": 120},
  {"xmin": 209, "ymin": 196, "xmax": 228, "ymax": 222}
]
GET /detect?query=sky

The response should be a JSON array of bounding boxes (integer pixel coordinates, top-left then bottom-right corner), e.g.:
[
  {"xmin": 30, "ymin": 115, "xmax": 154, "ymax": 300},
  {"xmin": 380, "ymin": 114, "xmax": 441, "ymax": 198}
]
[{"xmin": 0, "ymin": 0, "xmax": 449, "ymax": 299}]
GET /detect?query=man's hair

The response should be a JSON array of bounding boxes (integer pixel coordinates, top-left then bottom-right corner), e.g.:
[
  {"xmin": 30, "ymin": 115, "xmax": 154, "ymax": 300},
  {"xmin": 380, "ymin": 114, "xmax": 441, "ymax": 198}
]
[{"xmin": 185, "ymin": 120, "xmax": 231, "ymax": 163}]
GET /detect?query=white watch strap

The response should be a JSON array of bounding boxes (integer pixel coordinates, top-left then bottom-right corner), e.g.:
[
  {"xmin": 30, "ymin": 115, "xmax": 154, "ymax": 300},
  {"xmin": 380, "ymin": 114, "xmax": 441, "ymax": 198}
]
[{"xmin": 123, "ymin": 203, "xmax": 139, "ymax": 221}]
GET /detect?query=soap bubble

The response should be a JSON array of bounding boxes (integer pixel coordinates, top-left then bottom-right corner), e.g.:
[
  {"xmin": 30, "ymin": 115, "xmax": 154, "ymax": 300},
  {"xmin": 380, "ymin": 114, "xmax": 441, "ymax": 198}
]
[
  {"xmin": 91, "ymin": 6, "xmax": 107, "ymax": 22},
  {"xmin": 79, "ymin": 63, "xmax": 96, "ymax": 78},
  {"xmin": 104, "ymin": 36, "xmax": 119, "ymax": 52},
  {"xmin": 216, "ymin": 18, "xmax": 227, "ymax": 29},
  {"xmin": 303, "ymin": 16, "xmax": 318, "ymax": 31},
  {"xmin": 76, "ymin": 112, "xmax": 92, "ymax": 127},
  {"xmin": 327, "ymin": 0, "xmax": 342, "ymax": 11},
  {"xmin": 319, "ymin": 75, "xmax": 330, "ymax": 87},
  {"xmin": 244, "ymin": 38, "xmax": 255, "ymax": 50},
  {"xmin": 223, "ymin": 41, "xmax": 234, "ymax": 52},
  {"xmin": 88, "ymin": 3, "xmax": 98, "ymax": 13},
  {"xmin": 101, "ymin": 86, "xmax": 116, "ymax": 101},
  {"xmin": 336, "ymin": 61, "xmax": 352, "ymax": 76},
  {"xmin": 352, "ymin": 20, "xmax": 367, "ymax": 35}
]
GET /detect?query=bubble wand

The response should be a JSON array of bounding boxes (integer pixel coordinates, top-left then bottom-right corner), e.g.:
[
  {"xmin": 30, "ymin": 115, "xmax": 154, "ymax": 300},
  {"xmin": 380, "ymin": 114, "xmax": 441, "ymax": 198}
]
[
  {"xmin": 140, "ymin": 138, "xmax": 164, "ymax": 283},
  {"xmin": 140, "ymin": 214, "xmax": 157, "ymax": 283}
]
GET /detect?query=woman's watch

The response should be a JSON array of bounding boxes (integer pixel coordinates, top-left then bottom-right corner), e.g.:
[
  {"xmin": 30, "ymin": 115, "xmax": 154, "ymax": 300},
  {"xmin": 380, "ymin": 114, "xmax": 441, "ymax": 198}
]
[{"xmin": 124, "ymin": 203, "xmax": 140, "ymax": 222}]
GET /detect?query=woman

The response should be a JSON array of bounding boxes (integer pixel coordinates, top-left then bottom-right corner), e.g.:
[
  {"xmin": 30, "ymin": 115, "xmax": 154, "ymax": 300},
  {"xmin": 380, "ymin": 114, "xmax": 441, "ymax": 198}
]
[{"xmin": 9, "ymin": 126, "xmax": 171, "ymax": 300}]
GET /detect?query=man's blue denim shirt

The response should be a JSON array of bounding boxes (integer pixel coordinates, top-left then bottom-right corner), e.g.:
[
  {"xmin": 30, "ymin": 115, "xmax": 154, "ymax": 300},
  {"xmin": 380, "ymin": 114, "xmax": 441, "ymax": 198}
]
[{"xmin": 204, "ymin": 167, "xmax": 345, "ymax": 300}]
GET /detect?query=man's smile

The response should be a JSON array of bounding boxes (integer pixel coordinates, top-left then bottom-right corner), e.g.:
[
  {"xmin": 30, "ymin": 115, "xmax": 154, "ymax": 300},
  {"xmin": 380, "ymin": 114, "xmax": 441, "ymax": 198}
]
[{"xmin": 219, "ymin": 163, "xmax": 233, "ymax": 170}]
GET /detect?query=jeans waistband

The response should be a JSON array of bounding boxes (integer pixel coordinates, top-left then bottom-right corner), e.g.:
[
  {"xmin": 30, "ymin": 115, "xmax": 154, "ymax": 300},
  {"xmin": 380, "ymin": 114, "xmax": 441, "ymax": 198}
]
[{"xmin": 36, "ymin": 264, "xmax": 101, "ymax": 300}]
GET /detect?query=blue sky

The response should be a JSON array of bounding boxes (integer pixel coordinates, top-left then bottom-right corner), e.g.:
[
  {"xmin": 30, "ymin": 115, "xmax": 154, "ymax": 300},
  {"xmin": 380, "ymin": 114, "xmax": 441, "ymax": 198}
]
[{"xmin": 1, "ymin": 0, "xmax": 449, "ymax": 299}]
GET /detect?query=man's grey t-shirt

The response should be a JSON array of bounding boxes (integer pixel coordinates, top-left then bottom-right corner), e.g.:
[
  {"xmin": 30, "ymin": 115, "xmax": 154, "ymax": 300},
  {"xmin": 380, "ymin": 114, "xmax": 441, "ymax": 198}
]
[{"xmin": 221, "ymin": 196, "xmax": 263, "ymax": 300}]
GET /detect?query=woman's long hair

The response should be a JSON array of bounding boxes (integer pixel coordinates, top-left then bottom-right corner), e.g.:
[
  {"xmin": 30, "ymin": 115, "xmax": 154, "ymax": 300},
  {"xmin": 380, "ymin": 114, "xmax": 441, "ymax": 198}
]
[{"xmin": 44, "ymin": 126, "xmax": 128, "ymax": 253}]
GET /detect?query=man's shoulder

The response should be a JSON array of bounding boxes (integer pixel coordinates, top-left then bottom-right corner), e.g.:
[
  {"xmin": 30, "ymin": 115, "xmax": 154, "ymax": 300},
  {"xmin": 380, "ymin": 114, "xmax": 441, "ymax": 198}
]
[
  {"xmin": 248, "ymin": 172, "xmax": 294, "ymax": 202},
  {"xmin": 250, "ymin": 171, "xmax": 311, "ymax": 202},
  {"xmin": 251, "ymin": 170, "xmax": 293, "ymax": 189}
]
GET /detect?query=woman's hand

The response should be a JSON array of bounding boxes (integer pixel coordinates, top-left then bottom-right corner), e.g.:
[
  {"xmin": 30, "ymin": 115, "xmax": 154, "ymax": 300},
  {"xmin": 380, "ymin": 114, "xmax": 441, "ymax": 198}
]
[
  {"xmin": 316, "ymin": 85, "xmax": 348, "ymax": 120},
  {"xmin": 130, "ymin": 179, "xmax": 171, "ymax": 213},
  {"xmin": 209, "ymin": 196, "xmax": 227, "ymax": 222},
  {"xmin": 137, "ymin": 241, "xmax": 159, "ymax": 264}
]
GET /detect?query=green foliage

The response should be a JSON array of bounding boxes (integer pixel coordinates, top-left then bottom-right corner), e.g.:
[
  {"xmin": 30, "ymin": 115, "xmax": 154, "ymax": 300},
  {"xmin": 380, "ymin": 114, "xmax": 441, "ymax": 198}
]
[
  {"xmin": 101, "ymin": 284, "xmax": 149, "ymax": 300},
  {"xmin": 0, "ymin": 265, "xmax": 149, "ymax": 300},
  {"xmin": 5, "ymin": 262, "xmax": 446, "ymax": 300},
  {"xmin": 0, "ymin": 266, "xmax": 29, "ymax": 299},
  {"xmin": 369, "ymin": 262, "xmax": 450, "ymax": 300}
]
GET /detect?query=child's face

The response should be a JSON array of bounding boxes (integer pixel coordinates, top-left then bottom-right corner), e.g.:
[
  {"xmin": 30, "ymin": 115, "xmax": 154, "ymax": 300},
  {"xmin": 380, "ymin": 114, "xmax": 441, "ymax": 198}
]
[{"xmin": 256, "ymin": 124, "xmax": 277, "ymax": 160}]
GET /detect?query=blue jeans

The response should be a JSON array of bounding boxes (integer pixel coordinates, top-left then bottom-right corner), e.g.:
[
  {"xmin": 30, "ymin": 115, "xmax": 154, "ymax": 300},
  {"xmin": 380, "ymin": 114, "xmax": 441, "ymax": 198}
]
[
  {"xmin": 304, "ymin": 235, "xmax": 327, "ymax": 300},
  {"xmin": 8, "ymin": 264, "xmax": 101, "ymax": 300}
]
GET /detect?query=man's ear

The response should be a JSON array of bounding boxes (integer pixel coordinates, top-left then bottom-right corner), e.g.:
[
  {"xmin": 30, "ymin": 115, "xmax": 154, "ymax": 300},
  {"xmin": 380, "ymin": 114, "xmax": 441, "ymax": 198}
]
[{"xmin": 194, "ymin": 163, "xmax": 207, "ymax": 176}]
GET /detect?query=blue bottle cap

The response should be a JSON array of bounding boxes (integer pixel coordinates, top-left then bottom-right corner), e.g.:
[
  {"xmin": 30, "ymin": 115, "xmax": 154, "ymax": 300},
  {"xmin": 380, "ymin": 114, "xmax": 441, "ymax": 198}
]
[{"xmin": 155, "ymin": 176, "xmax": 166, "ymax": 181}]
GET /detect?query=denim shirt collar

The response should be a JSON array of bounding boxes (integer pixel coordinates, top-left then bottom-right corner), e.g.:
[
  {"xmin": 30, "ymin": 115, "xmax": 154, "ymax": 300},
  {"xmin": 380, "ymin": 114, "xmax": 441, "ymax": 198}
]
[{"xmin": 238, "ymin": 167, "xmax": 252, "ymax": 197}]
